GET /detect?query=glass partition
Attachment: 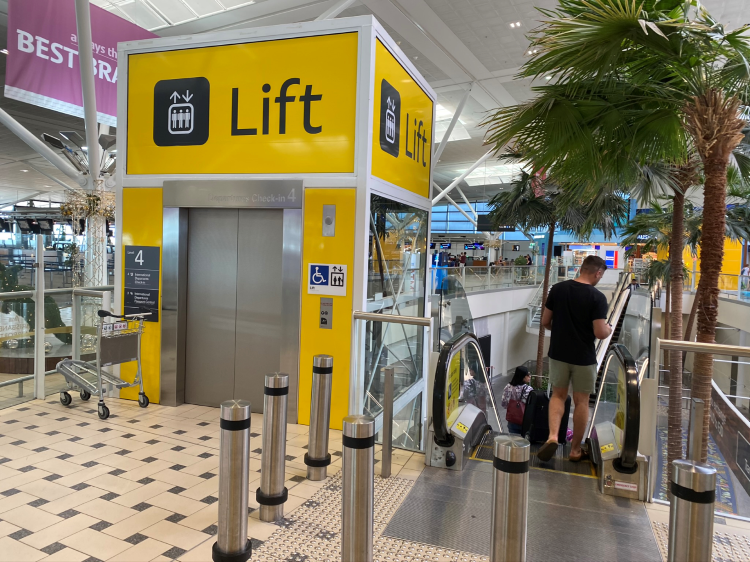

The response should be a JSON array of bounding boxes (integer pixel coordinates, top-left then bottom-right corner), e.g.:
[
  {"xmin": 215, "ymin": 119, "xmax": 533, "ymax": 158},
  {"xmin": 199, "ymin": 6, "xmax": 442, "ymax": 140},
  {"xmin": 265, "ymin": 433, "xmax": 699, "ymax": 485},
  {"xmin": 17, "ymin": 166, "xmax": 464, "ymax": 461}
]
[{"xmin": 360, "ymin": 194, "xmax": 429, "ymax": 452}]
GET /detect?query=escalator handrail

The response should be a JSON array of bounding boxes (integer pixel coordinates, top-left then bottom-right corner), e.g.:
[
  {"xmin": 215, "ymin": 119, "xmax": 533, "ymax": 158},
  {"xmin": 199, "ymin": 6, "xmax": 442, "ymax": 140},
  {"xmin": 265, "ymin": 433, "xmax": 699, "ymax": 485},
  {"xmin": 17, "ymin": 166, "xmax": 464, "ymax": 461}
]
[
  {"xmin": 432, "ymin": 331, "xmax": 491, "ymax": 447},
  {"xmin": 594, "ymin": 343, "xmax": 640, "ymax": 469},
  {"xmin": 594, "ymin": 281, "xmax": 632, "ymax": 371}
]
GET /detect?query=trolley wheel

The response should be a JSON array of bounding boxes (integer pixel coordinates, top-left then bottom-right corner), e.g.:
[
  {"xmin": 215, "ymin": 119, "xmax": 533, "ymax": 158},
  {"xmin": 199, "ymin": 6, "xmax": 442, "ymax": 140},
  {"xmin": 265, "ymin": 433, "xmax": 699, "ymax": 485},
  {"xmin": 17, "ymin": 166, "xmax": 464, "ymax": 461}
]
[
  {"xmin": 97, "ymin": 404, "xmax": 110, "ymax": 420},
  {"xmin": 138, "ymin": 393, "xmax": 149, "ymax": 408},
  {"xmin": 60, "ymin": 392, "xmax": 72, "ymax": 407},
  {"xmin": 80, "ymin": 389, "xmax": 91, "ymax": 401}
]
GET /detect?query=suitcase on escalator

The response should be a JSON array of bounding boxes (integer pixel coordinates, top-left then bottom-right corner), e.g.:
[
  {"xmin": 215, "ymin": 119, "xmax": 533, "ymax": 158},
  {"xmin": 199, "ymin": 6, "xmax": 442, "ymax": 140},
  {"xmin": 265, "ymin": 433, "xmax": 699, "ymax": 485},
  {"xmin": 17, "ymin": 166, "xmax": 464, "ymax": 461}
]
[{"xmin": 521, "ymin": 390, "xmax": 571, "ymax": 444}]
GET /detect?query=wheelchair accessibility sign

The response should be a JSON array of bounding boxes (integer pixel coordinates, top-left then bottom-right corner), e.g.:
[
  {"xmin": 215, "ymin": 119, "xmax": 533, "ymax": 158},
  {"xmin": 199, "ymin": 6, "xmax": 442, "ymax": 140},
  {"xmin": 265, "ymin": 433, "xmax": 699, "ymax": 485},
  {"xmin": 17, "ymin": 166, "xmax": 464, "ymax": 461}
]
[{"xmin": 308, "ymin": 263, "xmax": 347, "ymax": 296}]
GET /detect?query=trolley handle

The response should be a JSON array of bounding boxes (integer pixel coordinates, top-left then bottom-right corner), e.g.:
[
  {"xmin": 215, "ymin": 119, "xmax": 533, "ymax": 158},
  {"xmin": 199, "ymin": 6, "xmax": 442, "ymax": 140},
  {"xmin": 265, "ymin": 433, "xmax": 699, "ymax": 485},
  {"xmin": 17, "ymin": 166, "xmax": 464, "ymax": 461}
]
[{"xmin": 97, "ymin": 308, "xmax": 153, "ymax": 319}]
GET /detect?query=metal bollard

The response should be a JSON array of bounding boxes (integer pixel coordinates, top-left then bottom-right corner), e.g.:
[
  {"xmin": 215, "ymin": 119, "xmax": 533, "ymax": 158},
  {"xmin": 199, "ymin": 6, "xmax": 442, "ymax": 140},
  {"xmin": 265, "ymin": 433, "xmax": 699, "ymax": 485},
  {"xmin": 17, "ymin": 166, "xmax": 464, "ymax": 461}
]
[
  {"xmin": 668, "ymin": 459, "xmax": 716, "ymax": 562},
  {"xmin": 341, "ymin": 415, "xmax": 374, "ymax": 562},
  {"xmin": 490, "ymin": 435, "xmax": 530, "ymax": 562},
  {"xmin": 305, "ymin": 355, "xmax": 333, "ymax": 481},
  {"xmin": 212, "ymin": 400, "xmax": 252, "ymax": 562},
  {"xmin": 257, "ymin": 373, "xmax": 289, "ymax": 522}
]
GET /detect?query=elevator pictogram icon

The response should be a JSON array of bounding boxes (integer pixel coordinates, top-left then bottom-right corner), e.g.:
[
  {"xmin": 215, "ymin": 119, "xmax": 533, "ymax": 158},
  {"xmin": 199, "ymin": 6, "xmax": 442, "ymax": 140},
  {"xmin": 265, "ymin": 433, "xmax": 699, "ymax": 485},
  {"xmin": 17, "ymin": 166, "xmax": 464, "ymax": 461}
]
[{"xmin": 154, "ymin": 77, "xmax": 210, "ymax": 146}]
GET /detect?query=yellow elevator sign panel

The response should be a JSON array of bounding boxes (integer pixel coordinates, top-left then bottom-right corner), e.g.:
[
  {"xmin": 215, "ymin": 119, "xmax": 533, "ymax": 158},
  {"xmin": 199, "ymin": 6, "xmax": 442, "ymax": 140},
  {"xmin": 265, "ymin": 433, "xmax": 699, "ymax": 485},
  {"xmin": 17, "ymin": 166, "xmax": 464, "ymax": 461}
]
[
  {"xmin": 371, "ymin": 39, "xmax": 433, "ymax": 198},
  {"xmin": 126, "ymin": 33, "xmax": 358, "ymax": 175}
]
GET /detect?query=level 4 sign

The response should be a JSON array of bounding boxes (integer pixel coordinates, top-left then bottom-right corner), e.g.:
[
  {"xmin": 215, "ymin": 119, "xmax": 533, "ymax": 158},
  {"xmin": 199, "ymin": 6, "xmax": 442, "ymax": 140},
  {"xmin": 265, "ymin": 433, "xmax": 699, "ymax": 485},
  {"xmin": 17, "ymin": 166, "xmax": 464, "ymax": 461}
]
[{"xmin": 308, "ymin": 263, "xmax": 347, "ymax": 296}]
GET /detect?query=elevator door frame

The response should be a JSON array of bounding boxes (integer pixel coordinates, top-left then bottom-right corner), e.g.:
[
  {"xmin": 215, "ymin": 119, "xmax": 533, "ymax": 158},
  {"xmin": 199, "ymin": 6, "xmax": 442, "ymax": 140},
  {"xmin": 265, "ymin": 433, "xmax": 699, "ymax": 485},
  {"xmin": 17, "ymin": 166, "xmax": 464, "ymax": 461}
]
[{"xmin": 161, "ymin": 180, "xmax": 302, "ymax": 422}]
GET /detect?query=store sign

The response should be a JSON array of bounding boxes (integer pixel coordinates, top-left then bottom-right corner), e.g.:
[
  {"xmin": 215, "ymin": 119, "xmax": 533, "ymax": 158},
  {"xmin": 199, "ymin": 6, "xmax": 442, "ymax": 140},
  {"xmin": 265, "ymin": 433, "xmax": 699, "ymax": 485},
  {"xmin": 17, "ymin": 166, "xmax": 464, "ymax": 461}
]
[
  {"xmin": 5, "ymin": 0, "xmax": 155, "ymax": 126},
  {"xmin": 127, "ymin": 33, "xmax": 358, "ymax": 175},
  {"xmin": 371, "ymin": 40, "xmax": 433, "ymax": 198}
]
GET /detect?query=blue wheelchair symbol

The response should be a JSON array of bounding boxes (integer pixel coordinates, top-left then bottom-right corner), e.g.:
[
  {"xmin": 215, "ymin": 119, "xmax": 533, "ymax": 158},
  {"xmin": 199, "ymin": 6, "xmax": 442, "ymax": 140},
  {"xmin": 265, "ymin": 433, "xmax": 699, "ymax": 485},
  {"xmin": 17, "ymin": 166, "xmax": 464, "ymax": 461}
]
[{"xmin": 310, "ymin": 265, "xmax": 329, "ymax": 285}]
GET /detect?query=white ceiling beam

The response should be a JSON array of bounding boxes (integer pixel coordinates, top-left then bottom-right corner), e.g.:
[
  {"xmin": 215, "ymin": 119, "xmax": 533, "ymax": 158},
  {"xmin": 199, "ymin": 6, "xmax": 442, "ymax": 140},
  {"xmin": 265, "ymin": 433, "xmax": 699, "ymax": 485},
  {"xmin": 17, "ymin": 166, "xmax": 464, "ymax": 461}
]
[
  {"xmin": 377, "ymin": 0, "xmax": 517, "ymax": 109},
  {"xmin": 315, "ymin": 0, "xmax": 356, "ymax": 20},
  {"xmin": 0, "ymin": 191, "xmax": 46, "ymax": 207},
  {"xmin": 432, "ymin": 182, "xmax": 476, "ymax": 227},
  {"xmin": 432, "ymin": 149, "xmax": 492, "ymax": 206},
  {"xmin": 433, "ymin": 83, "xmax": 472, "ymax": 166},
  {"xmin": 360, "ymin": 0, "xmax": 470, "ymax": 81},
  {"xmin": 157, "ymin": 0, "xmax": 334, "ymax": 35}
]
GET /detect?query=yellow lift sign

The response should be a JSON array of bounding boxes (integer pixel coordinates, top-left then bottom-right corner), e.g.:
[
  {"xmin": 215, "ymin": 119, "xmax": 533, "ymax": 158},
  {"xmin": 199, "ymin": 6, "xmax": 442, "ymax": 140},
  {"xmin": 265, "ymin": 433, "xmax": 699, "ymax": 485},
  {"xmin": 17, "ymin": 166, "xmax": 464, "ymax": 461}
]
[{"xmin": 126, "ymin": 33, "xmax": 358, "ymax": 175}]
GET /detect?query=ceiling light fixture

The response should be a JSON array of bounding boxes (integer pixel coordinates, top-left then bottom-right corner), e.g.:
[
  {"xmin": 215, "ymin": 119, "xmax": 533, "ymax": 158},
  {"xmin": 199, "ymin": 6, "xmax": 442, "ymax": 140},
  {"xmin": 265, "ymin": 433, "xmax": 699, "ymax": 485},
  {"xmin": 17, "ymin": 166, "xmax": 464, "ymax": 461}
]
[
  {"xmin": 0, "ymin": 49, "xmax": 8, "ymax": 55},
  {"xmin": 510, "ymin": 22, "xmax": 521, "ymax": 28},
  {"xmin": 20, "ymin": 169, "xmax": 28, "ymax": 172},
  {"xmin": 545, "ymin": 75, "xmax": 552, "ymax": 80}
]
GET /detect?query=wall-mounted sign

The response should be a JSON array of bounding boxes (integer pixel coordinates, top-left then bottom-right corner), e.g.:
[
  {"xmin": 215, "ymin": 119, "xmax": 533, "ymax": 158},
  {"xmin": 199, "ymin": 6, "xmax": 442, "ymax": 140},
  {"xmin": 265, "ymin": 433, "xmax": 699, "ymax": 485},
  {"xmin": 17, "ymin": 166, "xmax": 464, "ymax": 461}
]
[
  {"xmin": 371, "ymin": 40, "xmax": 433, "ymax": 199},
  {"xmin": 127, "ymin": 33, "xmax": 358, "ymax": 175},
  {"xmin": 124, "ymin": 245, "xmax": 160, "ymax": 322},
  {"xmin": 307, "ymin": 263, "xmax": 347, "ymax": 297},
  {"xmin": 6, "ymin": 0, "xmax": 155, "ymax": 126},
  {"xmin": 319, "ymin": 297, "xmax": 333, "ymax": 329}
]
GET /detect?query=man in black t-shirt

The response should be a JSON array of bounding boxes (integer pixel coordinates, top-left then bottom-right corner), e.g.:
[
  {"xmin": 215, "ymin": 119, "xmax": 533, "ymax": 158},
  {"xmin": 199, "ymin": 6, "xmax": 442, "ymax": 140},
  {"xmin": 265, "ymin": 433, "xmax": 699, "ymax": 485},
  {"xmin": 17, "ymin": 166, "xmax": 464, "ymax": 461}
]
[{"xmin": 537, "ymin": 255, "xmax": 612, "ymax": 463}]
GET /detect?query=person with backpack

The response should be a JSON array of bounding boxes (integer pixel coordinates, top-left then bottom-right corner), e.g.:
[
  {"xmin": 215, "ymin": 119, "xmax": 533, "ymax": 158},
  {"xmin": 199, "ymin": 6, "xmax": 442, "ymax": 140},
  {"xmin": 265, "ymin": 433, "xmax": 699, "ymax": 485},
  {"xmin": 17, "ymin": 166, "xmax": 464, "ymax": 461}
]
[{"xmin": 501, "ymin": 366, "xmax": 533, "ymax": 434}]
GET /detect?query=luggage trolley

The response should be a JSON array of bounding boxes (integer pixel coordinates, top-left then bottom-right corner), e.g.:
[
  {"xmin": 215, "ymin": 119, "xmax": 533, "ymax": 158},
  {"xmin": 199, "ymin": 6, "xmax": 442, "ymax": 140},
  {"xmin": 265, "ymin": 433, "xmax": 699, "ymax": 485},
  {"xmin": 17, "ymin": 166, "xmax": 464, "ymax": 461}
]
[{"xmin": 56, "ymin": 310, "xmax": 151, "ymax": 420}]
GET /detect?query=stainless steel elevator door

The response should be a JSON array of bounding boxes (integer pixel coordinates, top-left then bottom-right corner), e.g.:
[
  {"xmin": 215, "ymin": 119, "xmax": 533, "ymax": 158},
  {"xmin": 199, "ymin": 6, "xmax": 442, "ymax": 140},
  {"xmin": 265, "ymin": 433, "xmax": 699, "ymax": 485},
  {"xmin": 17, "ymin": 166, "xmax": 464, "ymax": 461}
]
[
  {"xmin": 184, "ymin": 208, "xmax": 284, "ymax": 410},
  {"xmin": 234, "ymin": 210, "xmax": 284, "ymax": 406}
]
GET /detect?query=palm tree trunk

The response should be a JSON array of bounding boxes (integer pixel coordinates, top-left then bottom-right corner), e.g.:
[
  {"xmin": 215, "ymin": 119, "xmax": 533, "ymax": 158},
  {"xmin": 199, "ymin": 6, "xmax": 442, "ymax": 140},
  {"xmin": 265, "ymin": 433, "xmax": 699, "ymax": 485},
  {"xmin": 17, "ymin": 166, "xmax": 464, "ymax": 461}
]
[
  {"xmin": 684, "ymin": 90, "xmax": 745, "ymax": 462},
  {"xmin": 535, "ymin": 220, "xmax": 555, "ymax": 384},
  {"xmin": 667, "ymin": 188, "xmax": 686, "ymax": 471}
]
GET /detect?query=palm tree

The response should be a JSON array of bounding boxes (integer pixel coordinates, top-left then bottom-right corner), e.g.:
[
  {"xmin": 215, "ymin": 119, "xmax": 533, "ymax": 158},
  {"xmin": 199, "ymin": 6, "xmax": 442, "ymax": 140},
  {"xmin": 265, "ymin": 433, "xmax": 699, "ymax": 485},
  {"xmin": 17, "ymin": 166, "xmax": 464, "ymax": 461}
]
[
  {"xmin": 487, "ymin": 157, "xmax": 627, "ymax": 382},
  {"xmin": 487, "ymin": 0, "xmax": 750, "ymax": 462}
]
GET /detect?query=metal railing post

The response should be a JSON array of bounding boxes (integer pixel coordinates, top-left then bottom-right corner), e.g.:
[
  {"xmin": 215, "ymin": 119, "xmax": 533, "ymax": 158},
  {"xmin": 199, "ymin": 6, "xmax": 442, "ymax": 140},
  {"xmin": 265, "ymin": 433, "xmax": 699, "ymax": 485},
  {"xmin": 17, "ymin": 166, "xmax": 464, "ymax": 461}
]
[
  {"xmin": 306, "ymin": 355, "xmax": 333, "ymax": 481},
  {"xmin": 491, "ymin": 435, "xmax": 530, "ymax": 562},
  {"xmin": 381, "ymin": 366, "xmax": 394, "ymax": 478},
  {"xmin": 667, "ymin": 460, "xmax": 716, "ymax": 562},
  {"xmin": 687, "ymin": 398, "xmax": 704, "ymax": 462},
  {"xmin": 33, "ymin": 234, "xmax": 45, "ymax": 399},
  {"xmin": 257, "ymin": 373, "xmax": 289, "ymax": 522},
  {"xmin": 342, "ymin": 415, "xmax": 374, "ymax": 562},
  {"xmin": 213, "ymin": 400, "xmax": 252, "ymax": 562},
  {"xmin": 17, "ymin": 380, "xmax": 23, "ymax": 398},
  {"xmin": 72, "ymin": 293, "xmax": 81, "ymax": 362}
]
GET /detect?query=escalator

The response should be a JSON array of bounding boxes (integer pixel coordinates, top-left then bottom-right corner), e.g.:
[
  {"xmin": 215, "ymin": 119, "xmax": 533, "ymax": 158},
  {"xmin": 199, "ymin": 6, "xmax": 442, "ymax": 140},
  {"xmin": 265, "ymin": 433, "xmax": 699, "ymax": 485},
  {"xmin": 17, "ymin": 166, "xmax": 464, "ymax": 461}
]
[
  {"xmin": 591, "ymin": 272, "xmax": 633, "ymax": 404},
  {"xmin": 586, "ymin": 343, "xmax": 650, "ymax": 499}
]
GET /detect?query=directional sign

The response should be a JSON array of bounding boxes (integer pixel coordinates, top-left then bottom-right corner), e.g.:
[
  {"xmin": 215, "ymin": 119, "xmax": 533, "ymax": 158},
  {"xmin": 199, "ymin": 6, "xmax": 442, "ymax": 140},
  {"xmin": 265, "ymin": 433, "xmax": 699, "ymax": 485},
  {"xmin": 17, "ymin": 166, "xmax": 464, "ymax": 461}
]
[
  {"xmin": 124, "ymin": 245, "xmax": 160, "ymax": 322},
  {"xmin": 308, "ymin": 263, "xmax": 347, "ymax": 297}
]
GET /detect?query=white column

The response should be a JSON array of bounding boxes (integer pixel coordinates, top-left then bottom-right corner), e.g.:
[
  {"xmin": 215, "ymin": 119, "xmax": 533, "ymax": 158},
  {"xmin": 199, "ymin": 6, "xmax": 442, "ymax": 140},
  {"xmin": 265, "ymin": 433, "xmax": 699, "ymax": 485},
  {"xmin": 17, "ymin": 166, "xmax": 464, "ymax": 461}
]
[{"xmin": 501, "ymin": 311, "xmax": 509, "ymax": 377}]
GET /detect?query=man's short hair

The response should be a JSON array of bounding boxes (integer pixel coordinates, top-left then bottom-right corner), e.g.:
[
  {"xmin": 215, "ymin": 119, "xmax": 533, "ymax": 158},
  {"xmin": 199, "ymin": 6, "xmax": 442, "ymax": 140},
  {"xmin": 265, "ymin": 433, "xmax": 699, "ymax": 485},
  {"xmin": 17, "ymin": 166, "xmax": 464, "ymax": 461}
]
[{"xmin": 581, "ymin": 255, "xmax": 607, "ymax": 274}]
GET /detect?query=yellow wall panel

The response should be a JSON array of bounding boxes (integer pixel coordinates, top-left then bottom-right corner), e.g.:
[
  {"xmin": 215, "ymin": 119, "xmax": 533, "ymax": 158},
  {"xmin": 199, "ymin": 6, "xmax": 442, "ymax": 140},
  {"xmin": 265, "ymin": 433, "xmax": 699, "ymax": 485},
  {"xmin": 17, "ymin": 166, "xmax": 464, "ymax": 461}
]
[
  {"xmin": 371, "ymin": 39, "xmax": 433, "ymax": 198},
  {"xmin": 120, "ymin": 188, "xmax": 162, "ymax": 403},
  {"xmin": 298, "ymin": 189, "xmax": 356, "ymax": 429},
  {"xmin": 127, "ymin": 33, "xmax": 358, "ymax": 175}
]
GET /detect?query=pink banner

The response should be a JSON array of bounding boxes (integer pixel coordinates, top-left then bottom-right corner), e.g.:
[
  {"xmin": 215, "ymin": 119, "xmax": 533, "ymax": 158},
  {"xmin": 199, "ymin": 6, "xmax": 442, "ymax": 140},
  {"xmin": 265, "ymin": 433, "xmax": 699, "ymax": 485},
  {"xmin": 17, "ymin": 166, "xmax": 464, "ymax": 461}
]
[{"xmin": 5, "ymin": 0, "xmax": 156, "ymax": 126}]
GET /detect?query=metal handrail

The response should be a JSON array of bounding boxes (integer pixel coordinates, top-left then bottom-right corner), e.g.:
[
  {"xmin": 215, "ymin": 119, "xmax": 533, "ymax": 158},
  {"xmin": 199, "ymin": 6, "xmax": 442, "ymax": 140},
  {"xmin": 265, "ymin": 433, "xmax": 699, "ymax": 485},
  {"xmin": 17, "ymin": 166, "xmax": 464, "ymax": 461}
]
[
  {"xmin": 352, "ymin": 311, "xmax": 431, "ymax": 327},
  {"xmin": 656, "ymin": 338, "xmax": 750, "ymax": 358}
]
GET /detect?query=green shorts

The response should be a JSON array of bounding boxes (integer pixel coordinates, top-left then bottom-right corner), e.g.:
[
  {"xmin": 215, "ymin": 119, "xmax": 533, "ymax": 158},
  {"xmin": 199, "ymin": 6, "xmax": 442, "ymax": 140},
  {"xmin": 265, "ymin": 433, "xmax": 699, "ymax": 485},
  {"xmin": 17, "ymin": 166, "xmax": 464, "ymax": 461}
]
[{"xmin": 549, "ymin": 358, "xmax": 597, "ymax": 394}]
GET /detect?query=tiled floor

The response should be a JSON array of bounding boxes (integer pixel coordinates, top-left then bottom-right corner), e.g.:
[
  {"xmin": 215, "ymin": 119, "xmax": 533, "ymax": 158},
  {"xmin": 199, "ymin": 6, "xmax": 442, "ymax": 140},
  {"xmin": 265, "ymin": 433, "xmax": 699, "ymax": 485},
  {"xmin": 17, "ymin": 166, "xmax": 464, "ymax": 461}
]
[
  {"xmin": 0, "ymin": 396, "xmax": 441, "ymax": 561},
  {"xmin": 646, "ymin": 500, "xmax": 750, "ymax": 561}
]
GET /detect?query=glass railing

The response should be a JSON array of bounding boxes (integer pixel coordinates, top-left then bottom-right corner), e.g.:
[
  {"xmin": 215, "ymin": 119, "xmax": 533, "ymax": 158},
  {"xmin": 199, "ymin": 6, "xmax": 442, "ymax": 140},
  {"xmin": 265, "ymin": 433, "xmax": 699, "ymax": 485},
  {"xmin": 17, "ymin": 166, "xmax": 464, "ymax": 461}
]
[
  {"xmin": 431, "ymin": 331, "xmax": 501, "ymax": 449},
  {"xmin": 683, "ymin": 271, "xmax": 750, "ymax": 303},
  {"xmin": 587, "ymin": 344, "xmax": 641, "ymax": 470},
  {"xmin": 352, "ymin": 311, "xmax": 429, "ymax": 452},
  {"xmin": 652, "ymin": 339, "xmax": 750, "ymax": 521},
  {"xmin": 0, "ymin": 286, "xmax": 113, "ymax": 410},
  {"xmin": 430, "ymin": 264, "xmax": 551, "ymax": 295}
]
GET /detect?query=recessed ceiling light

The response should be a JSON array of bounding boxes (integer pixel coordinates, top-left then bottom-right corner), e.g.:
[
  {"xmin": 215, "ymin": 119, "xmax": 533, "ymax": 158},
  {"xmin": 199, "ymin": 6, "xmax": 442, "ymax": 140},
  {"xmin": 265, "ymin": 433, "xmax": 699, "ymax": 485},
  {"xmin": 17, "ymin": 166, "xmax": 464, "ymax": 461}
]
[
  {"xmin": 413, "ymin": 56, "xmax": 418, "ymax": 60},
  {"xmin": 545, "ymin": 75, "xmax": 552, "ymax": 80},
  {"xmin": 0, "ymin": 49, "xmax": 8, "ymax": 55},
  {"xmin": 20, "ymin": 169, "xmax": 28, "ymax": 172},
  {"xmin": 510, "ymin": 22, "xmax": 521, "ymax": 28}
]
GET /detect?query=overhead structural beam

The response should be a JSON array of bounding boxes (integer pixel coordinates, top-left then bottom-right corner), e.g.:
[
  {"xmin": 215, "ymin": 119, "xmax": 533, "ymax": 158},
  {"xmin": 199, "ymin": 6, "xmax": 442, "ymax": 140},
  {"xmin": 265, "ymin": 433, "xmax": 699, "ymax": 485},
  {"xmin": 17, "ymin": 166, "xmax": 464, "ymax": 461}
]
[
  {"xmin": 432, "ymin": 149, "xmax": 492, "ymax": 206},
  {"xmin": 432, "ymin": 83, "xmax": 472, "ymax": 166},
  {"xmin": 0, "ymin": 191, "xmax": 46, "ymax": 208},
  {"xmin": 454, "ymin": 185, "xmax": 478, "ymax": 219},
  {"xmin": 0, "ymin": 108, "xmax": 86, "ymax": 186},
  {"xmin": 315, "ymin": 0, "xmax": 355, "ymax": 20},
  {"xmin": 25, "ymin": 161, "xmax": 79, "ymax": 192},
  {"xmin": 74, "ymin": 0, "xmax": 100, "ymax": 189},
  {"xmin": 432, "ymin": 182, "xmax": 477, "ymax": 227}
]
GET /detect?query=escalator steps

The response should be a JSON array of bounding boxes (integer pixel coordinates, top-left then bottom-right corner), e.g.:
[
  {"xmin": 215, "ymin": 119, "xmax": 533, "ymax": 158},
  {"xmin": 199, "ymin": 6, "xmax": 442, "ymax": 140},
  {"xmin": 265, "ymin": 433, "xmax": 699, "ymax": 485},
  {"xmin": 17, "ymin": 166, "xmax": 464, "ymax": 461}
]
[{"xmin": 470, "ymin": 430, "xmax": 595, "ymax": 477}]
